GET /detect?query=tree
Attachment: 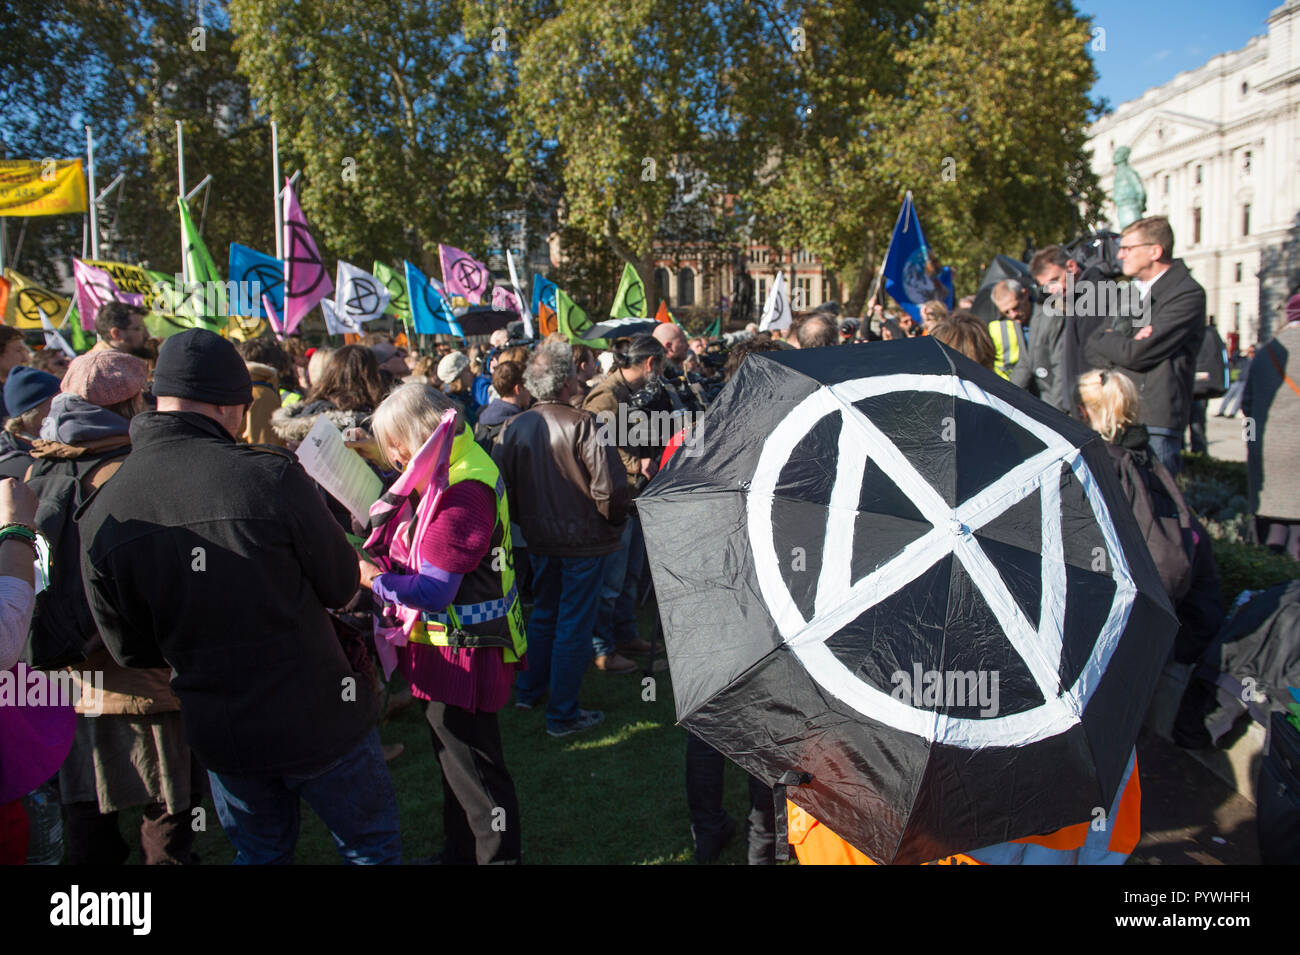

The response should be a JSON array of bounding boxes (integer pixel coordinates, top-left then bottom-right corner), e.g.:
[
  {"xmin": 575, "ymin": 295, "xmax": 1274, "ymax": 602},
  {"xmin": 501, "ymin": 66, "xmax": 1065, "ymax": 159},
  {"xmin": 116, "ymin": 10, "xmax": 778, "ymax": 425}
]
[{"xmin": 229, "ymin": 0, "xmax": 523, "ymax": 274}]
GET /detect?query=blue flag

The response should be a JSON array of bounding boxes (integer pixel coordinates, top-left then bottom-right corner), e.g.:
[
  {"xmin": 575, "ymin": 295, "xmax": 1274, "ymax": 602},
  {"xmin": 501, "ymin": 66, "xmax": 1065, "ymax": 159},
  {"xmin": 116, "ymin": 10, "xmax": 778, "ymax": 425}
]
[
  {"xmin": 228, "ymin": 243, "xmax": 285, "ymax": 318},
  {"xmin": 882, "ymin": 193, "xmax": 954, "ymax": 322},
  {"xmin": 531, "ymin": 274, "xmax": 557, "ymax": 317},
  {"xmin": 405, "ymin": 260, "xmax": 464, "ymax": 338}
]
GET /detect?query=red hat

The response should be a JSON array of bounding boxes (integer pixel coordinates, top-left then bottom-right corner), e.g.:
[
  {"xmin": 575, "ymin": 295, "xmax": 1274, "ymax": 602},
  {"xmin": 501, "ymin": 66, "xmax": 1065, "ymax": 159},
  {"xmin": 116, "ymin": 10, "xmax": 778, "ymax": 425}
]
[{"xmin": 61, "ymin": 350, "xmax": 148, "ymax": 407}]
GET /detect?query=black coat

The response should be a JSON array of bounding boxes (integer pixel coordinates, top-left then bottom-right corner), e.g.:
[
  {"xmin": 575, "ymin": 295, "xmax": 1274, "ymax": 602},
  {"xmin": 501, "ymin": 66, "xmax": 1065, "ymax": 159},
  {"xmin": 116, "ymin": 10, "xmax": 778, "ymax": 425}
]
[
  {"xmin": 78, "ymin": 410, "xmax": 374, "ymax": 776},
  {"xmin": 1084, "ymin": 259, "xmax": 1206, "ymax": 432}
]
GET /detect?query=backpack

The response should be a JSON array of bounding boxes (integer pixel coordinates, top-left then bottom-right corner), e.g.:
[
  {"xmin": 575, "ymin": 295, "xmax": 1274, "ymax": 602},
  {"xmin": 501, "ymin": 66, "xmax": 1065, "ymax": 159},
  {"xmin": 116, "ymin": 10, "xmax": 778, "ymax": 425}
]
[
  {"xmin": 473, "ymin": 417, "xmax": 506, "ymax": 453},
  {"xmin": 22, "ymin": 447, "xmax": 130, "ymax": 669},
  {"xmin": 1106, "ymin": 442, "xmax": 1195, "ymax": 602},
  {"xmin": 1194, "ymin": 323, "xmax": 1229, "ymax": 398}
]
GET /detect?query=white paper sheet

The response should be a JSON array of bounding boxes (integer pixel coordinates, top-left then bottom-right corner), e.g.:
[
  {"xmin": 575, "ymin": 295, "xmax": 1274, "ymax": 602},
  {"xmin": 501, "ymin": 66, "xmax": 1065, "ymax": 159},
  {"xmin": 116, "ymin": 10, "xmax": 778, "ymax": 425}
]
[{"xmin": 295, "ymin": 416, "xmax": 383, "ymax": 524}]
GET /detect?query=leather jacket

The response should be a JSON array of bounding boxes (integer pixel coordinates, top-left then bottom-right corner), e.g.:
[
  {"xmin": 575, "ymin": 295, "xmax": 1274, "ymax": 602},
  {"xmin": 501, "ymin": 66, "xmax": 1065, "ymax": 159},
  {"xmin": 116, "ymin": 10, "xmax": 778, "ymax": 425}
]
[{"xmin": 492, "ymin": 401, "xmax": 631, "ymax": 557}]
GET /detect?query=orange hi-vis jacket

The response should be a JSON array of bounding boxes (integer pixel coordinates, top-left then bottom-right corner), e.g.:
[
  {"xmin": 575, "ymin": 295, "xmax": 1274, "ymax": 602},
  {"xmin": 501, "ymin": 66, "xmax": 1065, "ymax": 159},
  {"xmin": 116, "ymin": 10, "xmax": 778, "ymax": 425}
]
[{"xmin": 788, "ymin": 749, "xmax": 1141, "ymax": 865}]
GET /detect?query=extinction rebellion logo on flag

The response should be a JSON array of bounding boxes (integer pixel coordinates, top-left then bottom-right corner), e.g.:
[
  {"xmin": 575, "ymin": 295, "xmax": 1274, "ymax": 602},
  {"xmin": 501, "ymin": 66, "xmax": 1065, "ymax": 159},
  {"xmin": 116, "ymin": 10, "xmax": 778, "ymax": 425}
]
[{"xmin": 746, "ymin": 373, "xmax": 1140, "ymax": 749}]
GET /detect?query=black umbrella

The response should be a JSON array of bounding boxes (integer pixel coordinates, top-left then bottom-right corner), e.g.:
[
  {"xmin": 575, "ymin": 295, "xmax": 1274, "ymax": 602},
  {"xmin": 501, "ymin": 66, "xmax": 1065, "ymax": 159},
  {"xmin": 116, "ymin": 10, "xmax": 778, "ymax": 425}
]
[
  {"xmin": 457, "ymin": 304, "xmax": 516, "ymax": 337},
  {"xmin": 583, "ymin": 317, "xmax": 660, "ymax": 340},
  {"xmin": 638, "ymin": 338, "xmax": 1177, "ymax": 863}
]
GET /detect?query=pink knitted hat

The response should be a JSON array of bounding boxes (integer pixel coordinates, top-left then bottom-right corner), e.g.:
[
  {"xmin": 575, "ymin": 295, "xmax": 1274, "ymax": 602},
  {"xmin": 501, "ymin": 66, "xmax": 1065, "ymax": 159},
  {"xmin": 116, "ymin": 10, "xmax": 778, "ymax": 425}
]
[{"xmin": 62, "ymin": 350, "xmax": 148, "ymax": 407}]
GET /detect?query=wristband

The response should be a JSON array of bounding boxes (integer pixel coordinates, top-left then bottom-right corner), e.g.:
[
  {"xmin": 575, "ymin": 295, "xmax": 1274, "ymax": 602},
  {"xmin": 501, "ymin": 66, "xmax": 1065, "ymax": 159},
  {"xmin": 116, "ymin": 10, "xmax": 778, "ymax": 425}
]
[{"xmin": 0, "ymin": 523, "xmax": 38, "ymax": 548}]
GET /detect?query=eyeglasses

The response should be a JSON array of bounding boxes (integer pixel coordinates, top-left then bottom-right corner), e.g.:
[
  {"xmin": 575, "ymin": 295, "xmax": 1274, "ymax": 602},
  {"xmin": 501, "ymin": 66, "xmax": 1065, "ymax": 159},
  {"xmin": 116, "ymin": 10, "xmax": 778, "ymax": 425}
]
[{"xmin": 1116, "ymin": 242, "xmax": 1156, "ymax": 255}]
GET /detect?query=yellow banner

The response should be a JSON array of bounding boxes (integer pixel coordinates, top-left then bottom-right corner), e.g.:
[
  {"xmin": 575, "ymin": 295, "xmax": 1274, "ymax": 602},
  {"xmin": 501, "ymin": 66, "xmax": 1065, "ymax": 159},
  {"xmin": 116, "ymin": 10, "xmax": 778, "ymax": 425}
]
[
  {"xmin": 0, "ymin": 160, "xmax": 88, "ymax": 217},
  {"xmin": 3, "ymin": 268, "xmax": 71, "ymax": 329},
  {"xmin": 83, "ymin": 259, "xmax": 157, "ymax": 298}
]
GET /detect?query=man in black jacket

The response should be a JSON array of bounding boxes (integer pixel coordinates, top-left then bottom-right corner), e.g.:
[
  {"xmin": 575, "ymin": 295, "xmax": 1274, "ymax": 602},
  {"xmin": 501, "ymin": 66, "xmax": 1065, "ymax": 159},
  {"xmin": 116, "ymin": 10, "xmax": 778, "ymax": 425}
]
[
  {"xmin": 79, "ymin": 329, "xmax": 400, "ymax": 864},
  {"xmin": 1085, "ymin": 216, "xmax": 1206, "ymax": 474}
]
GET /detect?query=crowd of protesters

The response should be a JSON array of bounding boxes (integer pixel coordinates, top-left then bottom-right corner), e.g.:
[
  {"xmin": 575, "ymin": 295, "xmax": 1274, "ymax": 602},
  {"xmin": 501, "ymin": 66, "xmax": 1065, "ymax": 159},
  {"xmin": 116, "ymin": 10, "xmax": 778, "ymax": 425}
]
[{"xmin": 0, "ymin": 213, "xmax": 1296, "ymax": 866}]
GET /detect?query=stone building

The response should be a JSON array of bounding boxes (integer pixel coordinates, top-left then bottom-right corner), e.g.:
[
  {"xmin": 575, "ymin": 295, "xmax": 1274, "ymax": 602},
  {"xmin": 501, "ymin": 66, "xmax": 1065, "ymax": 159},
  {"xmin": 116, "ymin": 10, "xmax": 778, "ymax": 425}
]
[{"xmin": 1086, "ymin": 0, "xmax": 1300, "ymax": 346}]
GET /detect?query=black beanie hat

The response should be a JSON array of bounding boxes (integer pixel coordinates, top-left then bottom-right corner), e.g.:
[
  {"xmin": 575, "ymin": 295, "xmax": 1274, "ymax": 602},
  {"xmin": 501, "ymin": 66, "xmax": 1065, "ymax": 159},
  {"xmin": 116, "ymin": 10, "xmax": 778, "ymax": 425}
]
[{"xmin": 152, "ymin": 329, "xmax": 255, "ymax": 406}]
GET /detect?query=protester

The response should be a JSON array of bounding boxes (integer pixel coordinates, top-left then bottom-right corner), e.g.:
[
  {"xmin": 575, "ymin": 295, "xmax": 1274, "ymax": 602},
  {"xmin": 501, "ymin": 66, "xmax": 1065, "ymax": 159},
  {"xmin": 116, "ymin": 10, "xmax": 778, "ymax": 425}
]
[
  {"xmin": 919, "ymin": 300, "xmax": 949, "ymax": 335},
  {"xmin": 0, "ymin": 367, "xmax": 60, "ymax": 480},
  {"xmin": 438, "ymin": 351, "xmax": 479, "ymax": 426},
  {"xmin": 475, "ymin": 360, "xmax": 530, "ymax": 450},
  {"xmin": 235, "ymin": 338, "xmax": 286, "ymax": 447},
  {"xmin": 795, "ymin": 314, "xmax": 839, "ymax": 349},
  {"xmin": 21, "ymin": 350, "xmax": 197, "ymax": 864},
  {"xmin": 1020, "ymin": 248, "xmax": 1070, "ymax": 414},
  {"xmin": 91, "ymin": 302, "xmax": 152, "ymax": 358},
  {"xmin": 31, "ymin": 348, "xmax": 71, "ymax": 381},
  {"xmin": 0, "ymin": 476, "xmax": 74, "ymax": 866},
  {"xmin": 1085, "ymin": 216, "xmax": 1206, "ymax": 475},
  {"xmin": 371, "ymin": 342, "xmax": 411, "ymax": 391},
  {"xmin": 306, "ymin": 345, "xmax": 334, "ymax": 394},
  {"xmin": 1243, "ymin": 290, "xmax": 1300, "ymax": 558},
  {"xmin": 405, "ymin": 354, "xmax": 437, "ymax": 385},
  {"xmin": 653, "ymin": 321, "xmax": 689, "ymax": 371},
  {"xmin": 271, "ymin": 343, "xmax": 387, "ymax": 450},
  {"xmin": 989, "ymin": 279, "xmax": 1032, "ymax": 385},
  {"xmin": 360, "ymin": 383, "xmax": 525, "ymax": 863},
  {"xmin": 0, "ymin": 327, "xmax": 32, "ymax": 418},
  {"xmin": 79, "ymin": 329, "xmax": 400, "ymax": 864},
  {"xmin": 493, "ymin": 339, "xmax": 631, "ymax": 735},
  {"xmin": 583, "ymin": 336, "xmax": 668, "ymax": 672},
  {"xmin": 931, "ymin": 312, "xmax": 997, "ymax": 372},
  {"xmin": 569, "ymin": 344, "xmax": 598, "ymax": 407}
]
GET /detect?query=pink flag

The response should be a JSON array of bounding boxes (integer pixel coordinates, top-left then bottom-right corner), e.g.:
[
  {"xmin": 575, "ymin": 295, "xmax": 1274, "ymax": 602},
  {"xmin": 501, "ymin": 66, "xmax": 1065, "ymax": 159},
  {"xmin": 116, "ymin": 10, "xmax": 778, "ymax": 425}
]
[
  {"xmin": 438, "ymin": 244, "xmax": 489, "ymax": 305},
  {"xmin": 282, "ymin": 178, "xmax": 333, "ymax": 335},
  {"xmin": 262, "ymin": 293, "xmax": 284, "ymax": 340},
  {"xmin": 73, "ymin": 259, "xmax": 141, "ymax": 332},
  {"xmin": 491, "ymin": 285, "xmax": 520, "ymax": 313}
]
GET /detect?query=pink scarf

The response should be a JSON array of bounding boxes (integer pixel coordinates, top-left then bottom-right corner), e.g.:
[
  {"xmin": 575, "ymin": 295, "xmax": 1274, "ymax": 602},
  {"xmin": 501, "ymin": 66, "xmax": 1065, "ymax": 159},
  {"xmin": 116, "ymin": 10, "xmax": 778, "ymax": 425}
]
[{"xmin": 364, "ymin": 409, "xmax": 458, "ymax": 677}]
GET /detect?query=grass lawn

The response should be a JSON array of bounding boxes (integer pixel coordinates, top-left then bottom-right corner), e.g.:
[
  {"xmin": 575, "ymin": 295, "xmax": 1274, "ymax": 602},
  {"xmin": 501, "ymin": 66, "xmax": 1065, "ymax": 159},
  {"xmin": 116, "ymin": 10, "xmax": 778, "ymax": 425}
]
[{"xmin": 120, "ymin": 602, "xmax": 760, "ymax": 865}]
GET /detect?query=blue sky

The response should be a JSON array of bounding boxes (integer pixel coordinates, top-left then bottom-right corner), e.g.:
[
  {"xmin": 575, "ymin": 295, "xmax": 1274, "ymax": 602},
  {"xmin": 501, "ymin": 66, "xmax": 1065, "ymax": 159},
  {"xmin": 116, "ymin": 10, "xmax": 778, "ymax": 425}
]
[{"xmin": 1077, "ymin": 0, "xmax": 1279, "ymax": 109}]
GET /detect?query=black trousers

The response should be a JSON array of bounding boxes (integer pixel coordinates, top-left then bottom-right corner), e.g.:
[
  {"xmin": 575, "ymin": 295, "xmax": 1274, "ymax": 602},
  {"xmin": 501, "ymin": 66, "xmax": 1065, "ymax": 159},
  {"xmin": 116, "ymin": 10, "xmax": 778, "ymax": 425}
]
[
  {"xmin": 425, "ymin": 701, "xmax": 521, "ymax": 864},
  {"xmin": 1188, "ymin": 398, "xmax": 1208, "ymax": 454},
  {"xmin": 685, "ymin": 733, "xmax": 776, "ymax": 865}
]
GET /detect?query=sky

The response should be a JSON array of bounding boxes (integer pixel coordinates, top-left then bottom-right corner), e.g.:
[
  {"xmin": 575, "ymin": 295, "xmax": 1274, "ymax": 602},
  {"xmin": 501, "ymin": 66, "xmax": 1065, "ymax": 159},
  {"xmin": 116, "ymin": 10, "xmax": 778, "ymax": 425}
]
[{"xmin": 1077, "ymin": 0, "xmax": 1280, "ymax": 110}]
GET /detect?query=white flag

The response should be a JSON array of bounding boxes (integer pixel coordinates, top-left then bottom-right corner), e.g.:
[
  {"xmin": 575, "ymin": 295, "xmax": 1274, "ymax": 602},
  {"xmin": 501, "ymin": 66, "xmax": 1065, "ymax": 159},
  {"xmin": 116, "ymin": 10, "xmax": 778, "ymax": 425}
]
[
  {"xmin": 321, "ymin": 298, "xmax": 359, "ymax": 336},
  {"xmin": 40, "ymin": 313, "xmax": 76, "ymax": 358},
  {"xmin": 759, "ymin": 271, "xmax": 792, "ymax": 331},
  {"xmin": 335, "ymin": 261, "xmax": 391, "ymax": 325},
  {"xmin": 507, "ymin": 250, "xmax": 534, "ymax": 340}
]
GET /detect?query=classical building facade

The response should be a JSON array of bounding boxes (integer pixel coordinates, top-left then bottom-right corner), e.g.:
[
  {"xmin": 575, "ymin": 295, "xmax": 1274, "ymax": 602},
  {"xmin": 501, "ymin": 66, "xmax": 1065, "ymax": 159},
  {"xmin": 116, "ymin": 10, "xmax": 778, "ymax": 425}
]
[
  {"xmin": 650, "ymin": 243, "xmax": 834, "ymax": 317},
  {"xmin": 1086, "ymin": 0, "xmax": 1300, "ymax": 346}
]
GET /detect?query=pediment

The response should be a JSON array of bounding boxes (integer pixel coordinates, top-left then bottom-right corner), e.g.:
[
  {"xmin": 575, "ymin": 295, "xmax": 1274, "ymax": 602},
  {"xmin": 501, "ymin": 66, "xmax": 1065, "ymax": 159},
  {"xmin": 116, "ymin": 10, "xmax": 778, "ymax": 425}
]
[{"xmin": 1127, "ymin": 111, "xmax": 1221, "ymax": 155}]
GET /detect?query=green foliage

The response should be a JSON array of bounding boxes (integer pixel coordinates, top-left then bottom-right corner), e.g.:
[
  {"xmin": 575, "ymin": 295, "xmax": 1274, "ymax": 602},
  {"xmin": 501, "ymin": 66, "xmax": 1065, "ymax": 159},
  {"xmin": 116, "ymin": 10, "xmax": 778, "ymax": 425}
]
[{"xmin": 1211, "ymin": 537, "xmax": 1300, "ymax": 607}]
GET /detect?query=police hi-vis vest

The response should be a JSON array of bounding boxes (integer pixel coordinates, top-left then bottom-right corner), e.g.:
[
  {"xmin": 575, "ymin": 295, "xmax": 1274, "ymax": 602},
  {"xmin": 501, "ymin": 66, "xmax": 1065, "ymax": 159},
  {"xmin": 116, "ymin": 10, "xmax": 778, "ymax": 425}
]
[
  {"xmin": 989, "ymin": 317, "xmax": 1025, "ymax": 381},
  {"xmin": 407, "ymin": 428, "xmax": 526, "ymax": 663}
]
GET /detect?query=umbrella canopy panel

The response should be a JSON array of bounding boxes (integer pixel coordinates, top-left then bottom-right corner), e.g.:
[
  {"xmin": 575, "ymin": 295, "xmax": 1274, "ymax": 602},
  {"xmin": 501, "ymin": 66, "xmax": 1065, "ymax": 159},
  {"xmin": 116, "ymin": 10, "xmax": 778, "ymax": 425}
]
[{"xmin": 639, "ymin": 338, "xmax": 1177, "ymax": 862}]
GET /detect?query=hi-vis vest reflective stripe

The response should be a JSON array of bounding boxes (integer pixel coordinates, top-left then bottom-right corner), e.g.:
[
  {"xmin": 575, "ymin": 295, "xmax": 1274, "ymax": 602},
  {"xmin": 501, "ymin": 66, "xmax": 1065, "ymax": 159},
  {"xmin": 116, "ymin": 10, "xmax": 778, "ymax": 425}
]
[
  {"xmin": 787, "ymin": 749, "xmax": 1141, "ymax": 865},
  {"xmin": 407, "ymin": 426, "xmax": 527, "ymax": 663},
  {"xmin": 989, "ymin": 318, "xmax": 1024, "ymax": 380}
]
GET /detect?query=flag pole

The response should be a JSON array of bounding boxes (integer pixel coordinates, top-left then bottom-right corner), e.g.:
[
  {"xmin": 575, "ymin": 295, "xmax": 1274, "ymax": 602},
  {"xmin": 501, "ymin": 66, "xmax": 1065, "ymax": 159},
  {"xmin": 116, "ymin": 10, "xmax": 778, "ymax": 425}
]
[
  {"xmin": 271, "ymin": 120, "xmax": 283, "ymax": 259},
  {"xmin": 86, "ymin": 126, "xmax": 100, "ymax": 260},
  {"xmin": 863, "ymin": 190, "xmax": 911, "ymax": 332},
  {"xmin": 176, "ymin": 120, "xmax": 188, "ymax": 285}
]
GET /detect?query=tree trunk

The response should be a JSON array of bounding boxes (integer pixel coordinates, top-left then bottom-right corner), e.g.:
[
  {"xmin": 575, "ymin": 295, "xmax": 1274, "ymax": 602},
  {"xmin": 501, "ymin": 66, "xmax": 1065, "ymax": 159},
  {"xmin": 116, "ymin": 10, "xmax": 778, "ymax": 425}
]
[{"xmin": 845, "ymin": 240, "xmax": 879, "ymax": 317}]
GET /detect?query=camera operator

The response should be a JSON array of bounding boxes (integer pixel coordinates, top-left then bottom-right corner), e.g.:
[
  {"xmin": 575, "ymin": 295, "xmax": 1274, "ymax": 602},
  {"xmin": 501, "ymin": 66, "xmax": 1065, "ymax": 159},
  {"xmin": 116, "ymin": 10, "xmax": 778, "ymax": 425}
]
[{"xmin": 583, "ymin": 335, "xmax": 669, "ymax": 671}]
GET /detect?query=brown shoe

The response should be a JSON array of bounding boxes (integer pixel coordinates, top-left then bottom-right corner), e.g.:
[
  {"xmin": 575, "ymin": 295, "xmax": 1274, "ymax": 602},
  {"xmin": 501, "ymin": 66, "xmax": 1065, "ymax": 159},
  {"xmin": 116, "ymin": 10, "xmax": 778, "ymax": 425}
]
[
  {"xmin": 616, "ymin": 638, "xmax": 653, "ymax": 654},
  {"xmin": 593, "ymin": 652, "xmax": 638, "ymax": 673}
]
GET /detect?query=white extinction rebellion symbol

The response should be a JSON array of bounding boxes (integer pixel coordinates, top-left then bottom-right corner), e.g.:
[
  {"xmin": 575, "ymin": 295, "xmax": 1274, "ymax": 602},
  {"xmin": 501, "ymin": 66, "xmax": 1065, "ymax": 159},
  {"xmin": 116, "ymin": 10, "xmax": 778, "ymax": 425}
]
[{"xmin": 747, "ymin": 373, "xmax": 1139, "ymax": 749}]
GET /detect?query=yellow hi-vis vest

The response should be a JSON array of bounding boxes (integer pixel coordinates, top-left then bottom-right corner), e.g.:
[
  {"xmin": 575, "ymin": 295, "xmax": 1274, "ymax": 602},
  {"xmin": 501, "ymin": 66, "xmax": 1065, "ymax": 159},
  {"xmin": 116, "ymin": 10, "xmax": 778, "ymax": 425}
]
[
  {"xmin": 407, "ymin": 427, "xmax": 527, "ymax": 663},
  {"xmin": 989, "ymin": 318, "xmax": 1025, "ymax": 381}
]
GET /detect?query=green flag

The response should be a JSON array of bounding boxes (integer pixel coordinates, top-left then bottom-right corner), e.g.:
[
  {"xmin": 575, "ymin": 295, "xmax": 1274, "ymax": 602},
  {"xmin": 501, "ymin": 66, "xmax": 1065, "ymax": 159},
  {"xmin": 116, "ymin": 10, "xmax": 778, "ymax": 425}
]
[
  {"xmin": 703, "ymin": 316, "xmax": 722, "ymax": 339},
  {"xmin": 144, "ymin": 268, "xmax": 204, "ymax": 330},
  {"xmin": 372, "ymin": 261, "xmax": 410, "ymax": 321},
  {"xmin": 609, "ymin": 263, "xmax": 648, "ymax": 318},
  {"xmin": 557, "ymin": 288, "xmax": 607, "ymax": 349},
  {"xmin": 178, "ymin": 197, "xmax": 225, "ymax": 331},
  {"xmin": 62, "ymin": 302, "xmax": 89, "ymax": 353}
]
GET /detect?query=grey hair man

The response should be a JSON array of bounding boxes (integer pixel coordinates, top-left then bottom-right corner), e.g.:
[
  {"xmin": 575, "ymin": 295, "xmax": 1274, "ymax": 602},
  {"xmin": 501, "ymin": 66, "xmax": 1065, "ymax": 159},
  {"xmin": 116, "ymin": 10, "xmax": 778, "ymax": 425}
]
[
  {"xmin": 795, "ymin": 314, "xmax": 839, "ymax": 349},
  {"xmin": 493, "ymin": 339, "xmax": 631, "ymax": 737}
]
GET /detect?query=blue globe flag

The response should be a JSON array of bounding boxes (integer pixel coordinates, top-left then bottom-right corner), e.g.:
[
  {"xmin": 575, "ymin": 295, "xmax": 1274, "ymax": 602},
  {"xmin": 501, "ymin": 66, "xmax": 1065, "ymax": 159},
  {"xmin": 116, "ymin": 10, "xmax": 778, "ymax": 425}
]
[
  {"xmin": 531, "ymin": 274, "xmax": 557, "ymax": 317},
  {"xmin": 882, "ymin": 192, "xmax": 954, "ymax": 322}
]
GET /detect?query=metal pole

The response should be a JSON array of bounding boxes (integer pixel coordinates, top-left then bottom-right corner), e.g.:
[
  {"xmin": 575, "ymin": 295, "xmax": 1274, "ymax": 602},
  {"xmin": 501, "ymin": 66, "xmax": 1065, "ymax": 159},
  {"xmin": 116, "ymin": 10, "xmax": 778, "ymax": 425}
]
[
  {"xmin": 177, "ymin": 120, "xmax": 187, "ymax": 283},
  {"xmin": 271, "ymin": 120, "xmax": 283, "ymax": 258},
  {"xmin": 86, "ymin": 126, "xmax": 100, "ymax": 259}
]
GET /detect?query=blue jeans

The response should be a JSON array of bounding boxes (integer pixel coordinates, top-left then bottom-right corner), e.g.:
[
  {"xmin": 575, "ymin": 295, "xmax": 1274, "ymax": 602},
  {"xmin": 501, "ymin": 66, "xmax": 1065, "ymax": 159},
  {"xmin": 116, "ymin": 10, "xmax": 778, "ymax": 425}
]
[
  {"xmin": 208, "ymin": 728, "xmax": 401, "ymax": 865},
  {"xmin": 517, "ymin": 553, "xmax": 607, "ymax": 729},
  {"xmin": 1146, "ymin": 427, "xmax": 1183, "ymax": 476},
  {"xmin": 594, "ymin": 516, "xmax": 645, "ymax": 657}
]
